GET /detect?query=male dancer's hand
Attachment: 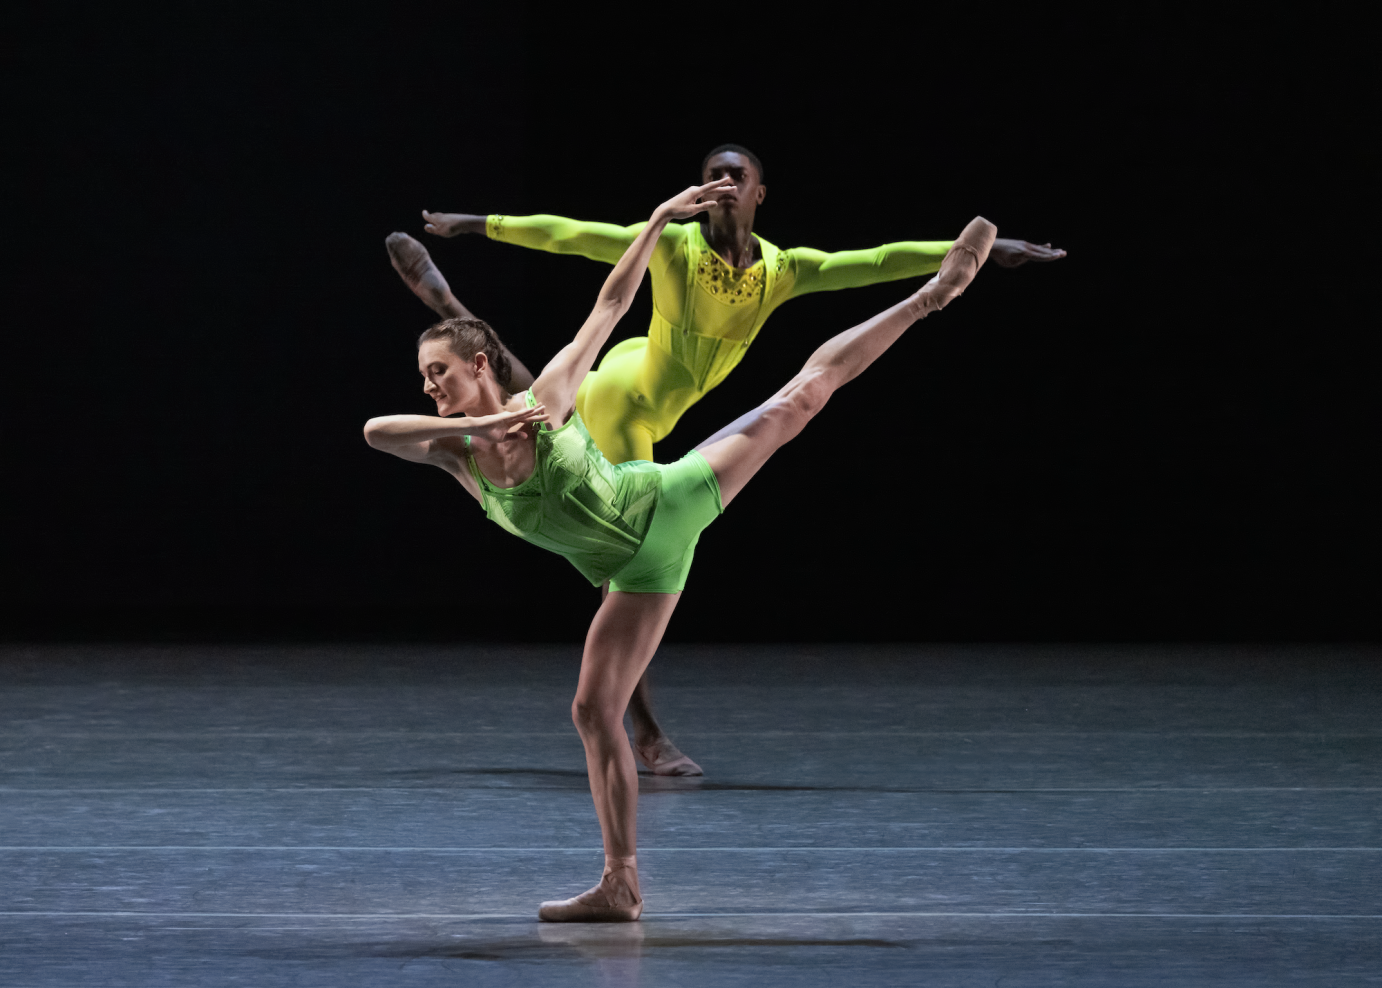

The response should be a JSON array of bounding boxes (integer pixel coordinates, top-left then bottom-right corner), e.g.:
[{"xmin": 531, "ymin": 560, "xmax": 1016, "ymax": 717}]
[
  {"xmin": 421, "ymin": 211, "xmax": 487, "ymax": 237},
  {"xmin": 989, "ymin": 239, "xmax": 1067, "ymax": 267}
]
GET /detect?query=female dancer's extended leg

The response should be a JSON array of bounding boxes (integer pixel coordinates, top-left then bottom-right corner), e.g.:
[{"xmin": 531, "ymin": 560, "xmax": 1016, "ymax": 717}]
[
  {"xmin": 698, "ymin": 217, "xmax": 997, "ymax": 507},
  {"xmin": 539, "ymin": 591, "xmax": 682, "ymax": 921}
]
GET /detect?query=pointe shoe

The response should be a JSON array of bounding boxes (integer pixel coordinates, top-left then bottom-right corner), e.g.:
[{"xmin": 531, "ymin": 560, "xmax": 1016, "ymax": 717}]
[
  {"xmin": 635, "ymin": 739, "xmax": 704, "ymax": 777},
  {"xmin": 538, "ymin": 892, "xmax": 644, "ymax": 923},
  {"xmin": 913, "ymin": 216, "xmax": 998, "ymax": 313},
  {"xmin": 384, "ymin": 232, "xmax": 462, "ymax": 317}
]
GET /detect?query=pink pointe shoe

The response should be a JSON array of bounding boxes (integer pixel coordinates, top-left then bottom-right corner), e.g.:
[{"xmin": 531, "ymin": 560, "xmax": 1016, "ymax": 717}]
[
  {"xmin": 634, "ymin": 738, "xmax": 703, "ymax": 777},
  {"xmin": 539, "ymin": 858, "xmax": 644, "ymax": 923}
]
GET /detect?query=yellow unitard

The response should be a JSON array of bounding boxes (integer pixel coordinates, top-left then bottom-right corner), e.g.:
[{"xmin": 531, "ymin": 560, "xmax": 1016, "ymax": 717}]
[{"xmin": 487, "ymin": 215, "xmax": 954, "ymax": 463}]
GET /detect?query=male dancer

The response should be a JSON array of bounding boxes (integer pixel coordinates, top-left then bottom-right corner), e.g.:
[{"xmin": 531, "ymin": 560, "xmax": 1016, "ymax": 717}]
[{"xmin": 386, "ymin": 145, "xmax": 1064, "ymax": 775}]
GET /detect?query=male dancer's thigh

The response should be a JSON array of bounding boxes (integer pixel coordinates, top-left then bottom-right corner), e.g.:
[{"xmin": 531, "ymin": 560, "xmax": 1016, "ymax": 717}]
[{"xmin": 577, "ymin": 342, "xmax": 658, "ymax": 465}]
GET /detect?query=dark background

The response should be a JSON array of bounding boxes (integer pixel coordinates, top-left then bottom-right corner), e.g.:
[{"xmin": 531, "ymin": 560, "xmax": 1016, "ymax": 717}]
[{"xmin": 5, "ymin": 7, "xmax": 1372, "ymax": 642}]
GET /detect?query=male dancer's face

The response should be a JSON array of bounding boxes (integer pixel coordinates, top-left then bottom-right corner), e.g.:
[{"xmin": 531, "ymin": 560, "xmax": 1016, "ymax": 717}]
[{"xmin": 701, "ymin": 152, "xmax": 766, "ymax": 226}]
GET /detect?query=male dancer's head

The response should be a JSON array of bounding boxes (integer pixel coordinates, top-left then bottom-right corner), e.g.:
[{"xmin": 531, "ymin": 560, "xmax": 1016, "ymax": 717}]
[{"xmin": 700, "ymin": 144, "xmax": 767, "ymax": 237}]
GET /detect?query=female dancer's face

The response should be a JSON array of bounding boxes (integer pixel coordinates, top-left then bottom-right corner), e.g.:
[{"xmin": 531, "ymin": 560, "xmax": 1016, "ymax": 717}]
[{"xmin": 418, "ymin": 340, "xmax": 483, "ymax": 417}]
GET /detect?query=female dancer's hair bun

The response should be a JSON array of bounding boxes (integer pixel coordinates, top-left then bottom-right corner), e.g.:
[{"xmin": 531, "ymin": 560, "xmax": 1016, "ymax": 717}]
[{"xmin": 418, "ymin": 317, "xmax": 513, "ymax": 391}]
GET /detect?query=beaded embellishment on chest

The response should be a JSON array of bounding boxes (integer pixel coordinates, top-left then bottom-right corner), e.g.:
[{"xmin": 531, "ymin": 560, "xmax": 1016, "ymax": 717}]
[{"xmin": 696, "ymin": 249, "xmax": 765, "ymax": 306}]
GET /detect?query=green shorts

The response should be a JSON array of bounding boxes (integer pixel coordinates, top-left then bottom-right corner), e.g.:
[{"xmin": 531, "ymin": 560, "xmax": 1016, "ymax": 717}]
[{"xmin": 608, "ymin": 451, "xmax": 723, "ymax": 594}]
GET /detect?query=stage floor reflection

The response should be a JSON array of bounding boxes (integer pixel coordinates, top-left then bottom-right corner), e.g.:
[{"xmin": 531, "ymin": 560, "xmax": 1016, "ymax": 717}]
[{"xmin": 2, "ymin": 643, "xmax": 1378, "ymax": 986}]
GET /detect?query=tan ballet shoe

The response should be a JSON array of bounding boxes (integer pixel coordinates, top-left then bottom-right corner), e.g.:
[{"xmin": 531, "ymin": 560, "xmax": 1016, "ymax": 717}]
[
  {"xmin": 910, "ymin": 216, "xmax": 998, "ymax": 315},
  {"xmin": 539, "ymin": 856, "xmax": 643, "ymax": 923},
  {"xmin": 537, "ymin": 889, "xmax": 644, "ymax": 923},
  {"xmin": 635, "ymin": 739, "xmax": 704, "ymax": 777}
]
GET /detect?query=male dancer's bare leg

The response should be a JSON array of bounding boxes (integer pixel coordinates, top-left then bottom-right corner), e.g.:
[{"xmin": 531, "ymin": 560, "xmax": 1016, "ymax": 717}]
[
  {"xmin": 598, "ymin": 583, "xmax": 703, "ymax": 776},
  {"xmin": 629, "ymin": 673, "xmax": 702, "ymax": 775},
  {"xmin": 539, "ymin": 591, "xmax": 682, "ymax": 921},
  {"xmin": 385, "ymin": 232, "xmax": 535, "ymax": 390}
]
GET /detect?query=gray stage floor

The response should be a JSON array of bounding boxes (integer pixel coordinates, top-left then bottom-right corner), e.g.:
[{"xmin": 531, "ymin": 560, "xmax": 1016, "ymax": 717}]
[{"xmin": 2, "ymin": 643, "xmax": 1379, "ymax": 986}]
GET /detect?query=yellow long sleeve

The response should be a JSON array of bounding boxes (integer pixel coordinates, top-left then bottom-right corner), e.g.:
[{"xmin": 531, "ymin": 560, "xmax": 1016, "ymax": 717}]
[
  {"xmin": 783, "ymin": 241, "xmax": 954, "ymax": 297},
  {"xmin": 486, "ymin": 214, "xmax": 685, "ymax": 278}
]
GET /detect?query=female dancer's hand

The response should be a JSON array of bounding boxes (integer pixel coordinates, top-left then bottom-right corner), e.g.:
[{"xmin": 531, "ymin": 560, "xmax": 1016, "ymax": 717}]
[
  {"xmin": 421, "ymin": 211, "xmax": 487, "ymax": 237},
  {"xmin": 467, "ymin": 403, "xmax": 550, "ymax": 442},
  {"xmin": 655, "ymin": 178, "xmax": 738, "ymax": 220},
  {"xmin": 989, "ymin": 239, "xmax": 1067, "ymax": 267}
]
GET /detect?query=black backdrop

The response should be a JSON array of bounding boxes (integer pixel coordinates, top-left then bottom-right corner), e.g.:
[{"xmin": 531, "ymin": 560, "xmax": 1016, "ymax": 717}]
[{"xmin": 6, "ymin": 7, "xmax": 1371, "ymax": 641}]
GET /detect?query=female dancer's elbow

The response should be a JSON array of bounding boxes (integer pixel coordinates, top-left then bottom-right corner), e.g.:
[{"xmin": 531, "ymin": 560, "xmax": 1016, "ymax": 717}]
[{"xmin": 363, "ymin": 418, "xmax": 395, "ymax": 449}]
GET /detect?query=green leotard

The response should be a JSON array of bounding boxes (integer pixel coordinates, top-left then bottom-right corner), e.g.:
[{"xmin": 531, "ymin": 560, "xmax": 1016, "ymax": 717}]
[
  {"xmin": 464, "ymin": 391, "xmax": 722, "ymax": 593},
  {"xmin": 487, "ymin": 215, "xmax": 952, "ymax": 463}
]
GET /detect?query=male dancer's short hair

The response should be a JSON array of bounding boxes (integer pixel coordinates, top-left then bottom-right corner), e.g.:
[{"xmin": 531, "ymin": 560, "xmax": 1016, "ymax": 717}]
[{"xmin": 701, "ymin": 144, "xmax": 765, "ymax": 183}]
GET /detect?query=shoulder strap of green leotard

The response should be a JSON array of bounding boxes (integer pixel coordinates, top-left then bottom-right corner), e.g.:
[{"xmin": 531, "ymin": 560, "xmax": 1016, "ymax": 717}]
[
  {"xmin": 521, "ymin": 388, "xmax": 547, "ymax": 432},
  {"xmin": 462, "ymin": 390, "xmax": 539, "ymax": 476},
  {"xmin": 460, "ymin": 434, "xmax": 487, "ymax": 493}
]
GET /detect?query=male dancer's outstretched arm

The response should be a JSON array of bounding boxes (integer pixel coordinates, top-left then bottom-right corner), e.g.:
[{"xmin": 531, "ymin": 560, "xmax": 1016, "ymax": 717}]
[
  {"xmin": 424, "ymin": 211, "xmax": 646, "ymax": 265},
  {"xmin": 785, "ymin": 237, "xmax": 1064, "ymax": 298}
]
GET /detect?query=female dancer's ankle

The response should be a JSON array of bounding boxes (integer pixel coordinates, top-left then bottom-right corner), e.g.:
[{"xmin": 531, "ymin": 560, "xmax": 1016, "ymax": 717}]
[{"xmin": 602, "ymin": 855, "xmax": 642, "ymax": 905}]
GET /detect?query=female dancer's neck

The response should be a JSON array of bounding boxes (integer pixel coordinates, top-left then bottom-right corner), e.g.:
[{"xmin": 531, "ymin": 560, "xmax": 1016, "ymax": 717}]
[{"xmin": 463, "ymin": 388, "xmax": 513, "ymax": 419}]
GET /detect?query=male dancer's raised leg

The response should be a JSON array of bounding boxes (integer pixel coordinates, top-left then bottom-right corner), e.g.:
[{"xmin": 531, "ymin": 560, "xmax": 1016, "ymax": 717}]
[{"xmin": 385, "ymin": 232, "xmax": 535, "ymax": 390}]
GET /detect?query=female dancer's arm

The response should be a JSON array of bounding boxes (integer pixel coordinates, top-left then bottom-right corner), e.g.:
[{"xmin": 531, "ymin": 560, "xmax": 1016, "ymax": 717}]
[
  {"xmin": 362, "ymin": 405, "xmax": 549, "ymax": 457},
  {"xmin": 530, "ymin": 179, "xmax": 734, "ymax": 426}
]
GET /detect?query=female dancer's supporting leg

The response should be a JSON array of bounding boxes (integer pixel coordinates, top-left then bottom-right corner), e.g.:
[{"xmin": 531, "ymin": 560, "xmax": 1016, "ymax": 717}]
[
  {"xmin": 540, "ymin": 592, "xmax": 683, "ymax": 921},
  {"xmin": 539, "ymin": 216, "xmax": 997, "ymax": 921}
]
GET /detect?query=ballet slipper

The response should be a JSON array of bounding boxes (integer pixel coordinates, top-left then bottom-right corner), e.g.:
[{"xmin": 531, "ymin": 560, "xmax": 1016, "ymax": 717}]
[
  {"xmin": 537, "ymin": 888, "xmax": 645, "ymax": 923},
  {"xmin": 909, "ymin": 216, "xmax": 998, "ymax": 316},
  {"xmin": 634, "ymin": 738, "xmax": 704, "ymax": 777},
  {"xmin": 384, "ymin": 232, "xmax": 466, "ymax": 319},
  {"xmin": 539, "ymin": 857, "xmax": 644, "ymax": 923}
]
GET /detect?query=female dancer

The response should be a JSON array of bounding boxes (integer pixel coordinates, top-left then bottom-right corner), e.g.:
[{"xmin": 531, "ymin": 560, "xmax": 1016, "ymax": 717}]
[
  {"xmin": 386, "ymin": 146, "xmax": 1061, "ymax": 776},
  {"xmin": 365, "ymin": 178, "xmax": 997, "ymax": 920}
]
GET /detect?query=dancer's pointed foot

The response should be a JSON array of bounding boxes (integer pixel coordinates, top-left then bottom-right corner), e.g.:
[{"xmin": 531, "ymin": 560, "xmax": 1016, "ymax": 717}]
[
  {"xmin": 384, "ymin": 232, "xmax": 468, "ymax": 319},
  {"xmin": 539, "ymin": 857, "xmax": 643, "ymax": 923},
  {"xmin": 635, "ymin": 737, "xmax": 703, "ymax": 777},
  {"xmin": 912, "ymin": 216, "xmax": 998, "ymax": 314}
]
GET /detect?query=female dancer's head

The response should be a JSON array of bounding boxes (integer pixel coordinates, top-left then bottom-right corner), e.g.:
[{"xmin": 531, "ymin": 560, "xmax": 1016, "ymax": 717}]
[
  {"xmin": 701, "ymin": 144, "xmax": 767, "ymax": 225},
  {"xmin": 417, "ymin": 317, "xmax": 513, "ymax": 416}
]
